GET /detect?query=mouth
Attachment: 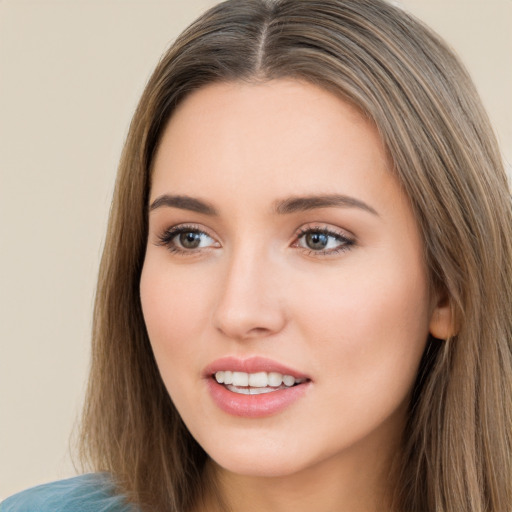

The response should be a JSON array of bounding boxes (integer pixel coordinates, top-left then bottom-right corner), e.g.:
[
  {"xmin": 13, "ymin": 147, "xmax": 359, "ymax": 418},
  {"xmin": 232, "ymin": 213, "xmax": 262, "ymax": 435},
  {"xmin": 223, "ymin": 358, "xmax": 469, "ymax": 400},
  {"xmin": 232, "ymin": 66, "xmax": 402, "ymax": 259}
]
[
  {"xmin": 213, "ymin": 370, "xmax": 308, "ymax": 395},
  {"xmin": 204, "ymin": 357, "xmax": 311, "ymax": 417}
]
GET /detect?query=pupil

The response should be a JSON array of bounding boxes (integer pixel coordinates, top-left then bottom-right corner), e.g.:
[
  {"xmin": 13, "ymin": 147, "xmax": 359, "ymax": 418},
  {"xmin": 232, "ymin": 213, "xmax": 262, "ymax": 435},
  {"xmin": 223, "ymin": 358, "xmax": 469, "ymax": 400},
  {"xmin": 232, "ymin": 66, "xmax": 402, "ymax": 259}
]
[
  {"xmin": 180, "ymin": 232, "xmax": 201, "ymax": 248},
  {"xmin": 306, "ymin": 232, "xmax": 328, "ymax": 250}
]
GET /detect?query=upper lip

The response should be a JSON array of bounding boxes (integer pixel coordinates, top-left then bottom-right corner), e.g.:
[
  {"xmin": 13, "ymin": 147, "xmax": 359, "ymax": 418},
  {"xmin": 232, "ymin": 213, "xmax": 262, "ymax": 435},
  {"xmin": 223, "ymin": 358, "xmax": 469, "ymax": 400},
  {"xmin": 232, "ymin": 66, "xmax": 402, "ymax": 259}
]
[{"xmin": 203, "ymin": 356, "xmax": 310, "ymax": 380}]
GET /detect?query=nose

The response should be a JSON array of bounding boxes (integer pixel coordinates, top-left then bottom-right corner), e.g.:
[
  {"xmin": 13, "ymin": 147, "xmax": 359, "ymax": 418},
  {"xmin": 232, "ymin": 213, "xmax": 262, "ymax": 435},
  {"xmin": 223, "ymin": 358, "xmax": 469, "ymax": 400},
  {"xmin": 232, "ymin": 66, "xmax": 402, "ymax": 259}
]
[{"xmin": 212, "ymin": 245, "xmax": 287, "ymax": 341}]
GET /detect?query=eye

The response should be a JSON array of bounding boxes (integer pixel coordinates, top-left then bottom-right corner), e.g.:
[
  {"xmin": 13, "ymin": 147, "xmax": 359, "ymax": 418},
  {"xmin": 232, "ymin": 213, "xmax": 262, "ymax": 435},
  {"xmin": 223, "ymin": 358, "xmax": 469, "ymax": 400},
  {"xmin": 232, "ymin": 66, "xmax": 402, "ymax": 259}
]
[
  {"xmin": 294, "ymin": 226, "xmax": 354, "ymax": 255},
  {"xmin": 175, "ymin": 231, "xmax": 210, "ymax": 249},
  {"xmin": 156, "ymin": 225, "xmax": 219, "ymax": 254}
]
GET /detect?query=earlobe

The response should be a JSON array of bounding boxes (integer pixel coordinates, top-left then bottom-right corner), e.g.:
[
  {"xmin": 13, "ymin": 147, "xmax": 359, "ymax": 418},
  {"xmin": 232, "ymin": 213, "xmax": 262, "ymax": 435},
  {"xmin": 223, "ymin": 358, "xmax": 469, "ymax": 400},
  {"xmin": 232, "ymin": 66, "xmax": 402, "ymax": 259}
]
[{"xmin": 429, "ymin": 294, "xmax": 457, "ymax": 340}]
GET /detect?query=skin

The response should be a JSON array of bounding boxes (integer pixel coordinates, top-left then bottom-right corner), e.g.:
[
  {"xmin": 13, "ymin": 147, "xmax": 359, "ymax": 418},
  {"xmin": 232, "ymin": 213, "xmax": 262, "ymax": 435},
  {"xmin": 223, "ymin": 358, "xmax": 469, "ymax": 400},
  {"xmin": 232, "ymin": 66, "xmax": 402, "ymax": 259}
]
[{"xmin": 140, "ymin": 80, "xmax": 453, "ymax": 512}]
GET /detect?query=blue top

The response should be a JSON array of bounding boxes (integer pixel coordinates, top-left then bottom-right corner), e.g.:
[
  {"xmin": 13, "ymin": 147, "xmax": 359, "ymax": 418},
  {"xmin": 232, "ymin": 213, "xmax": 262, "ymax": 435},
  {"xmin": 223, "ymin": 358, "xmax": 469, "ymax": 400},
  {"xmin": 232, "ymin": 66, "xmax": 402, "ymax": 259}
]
[{"xmin": 0, "ymin": 474, "xmax": 138, "ymax": 512}]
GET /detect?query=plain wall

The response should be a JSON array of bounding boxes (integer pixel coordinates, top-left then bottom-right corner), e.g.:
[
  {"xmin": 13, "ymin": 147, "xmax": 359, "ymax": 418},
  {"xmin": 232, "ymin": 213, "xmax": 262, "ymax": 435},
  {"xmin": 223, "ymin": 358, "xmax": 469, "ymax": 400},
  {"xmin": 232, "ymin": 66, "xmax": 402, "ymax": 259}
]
[{"xmin": 1, "ymin": 0, "xmax": 510, "ymax": 500}]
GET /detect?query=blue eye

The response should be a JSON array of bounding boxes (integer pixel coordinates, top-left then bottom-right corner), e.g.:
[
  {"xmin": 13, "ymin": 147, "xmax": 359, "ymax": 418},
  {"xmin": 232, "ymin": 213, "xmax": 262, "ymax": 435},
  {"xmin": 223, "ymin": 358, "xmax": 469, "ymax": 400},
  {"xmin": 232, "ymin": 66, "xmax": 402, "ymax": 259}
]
[{"xmin": 296, "ymin": 227, "xmax": 354, "ymax": 255}]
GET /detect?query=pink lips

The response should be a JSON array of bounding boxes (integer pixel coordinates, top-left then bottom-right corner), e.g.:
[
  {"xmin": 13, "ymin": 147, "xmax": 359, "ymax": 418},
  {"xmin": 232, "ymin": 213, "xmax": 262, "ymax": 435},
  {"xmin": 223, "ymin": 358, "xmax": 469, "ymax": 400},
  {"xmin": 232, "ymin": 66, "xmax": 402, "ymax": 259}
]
[{"xmin": 204, "ymin": 356, "xmax": 311, "ymax": 418}]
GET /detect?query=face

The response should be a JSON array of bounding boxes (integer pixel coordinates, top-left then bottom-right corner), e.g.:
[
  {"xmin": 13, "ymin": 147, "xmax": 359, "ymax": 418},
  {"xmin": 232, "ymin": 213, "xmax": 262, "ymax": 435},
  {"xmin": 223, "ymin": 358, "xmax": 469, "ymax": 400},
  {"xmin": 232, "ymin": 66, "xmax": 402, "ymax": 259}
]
[{"xmin": 140, "ymin": 80, "xmax": 445, "ymax": 480}]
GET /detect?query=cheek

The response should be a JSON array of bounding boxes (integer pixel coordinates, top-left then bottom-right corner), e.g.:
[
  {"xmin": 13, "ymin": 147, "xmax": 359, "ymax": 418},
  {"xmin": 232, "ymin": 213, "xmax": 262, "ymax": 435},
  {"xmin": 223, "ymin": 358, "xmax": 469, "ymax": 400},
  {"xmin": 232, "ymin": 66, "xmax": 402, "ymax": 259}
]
[
  {"xmin": 292, "ymin": 254, "xmax": 431, "ymax": 387},
  {"xmin": 288, "ymin": 267, "xmax": 430, "ymax": 450},
  {"xmin": 139, "ymin": 259, "xmax": 212, "ymax": 373}
]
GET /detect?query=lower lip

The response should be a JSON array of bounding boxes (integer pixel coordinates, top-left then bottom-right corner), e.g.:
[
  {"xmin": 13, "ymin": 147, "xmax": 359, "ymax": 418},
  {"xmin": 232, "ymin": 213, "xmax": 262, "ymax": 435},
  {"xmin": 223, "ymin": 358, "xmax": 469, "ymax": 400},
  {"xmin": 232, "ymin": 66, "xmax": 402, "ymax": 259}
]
[{"xmin": 206, "ymin": 378, "xmax": 310, "ymax": 418}]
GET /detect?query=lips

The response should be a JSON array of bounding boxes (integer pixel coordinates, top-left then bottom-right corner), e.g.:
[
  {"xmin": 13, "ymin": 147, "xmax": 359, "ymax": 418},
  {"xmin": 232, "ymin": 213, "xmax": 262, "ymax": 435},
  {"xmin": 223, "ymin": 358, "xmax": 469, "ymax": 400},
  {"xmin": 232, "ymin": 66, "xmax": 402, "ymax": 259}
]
[{"xmin": 204, "ymin": 356, "xmax": 311, "ymax": 418}]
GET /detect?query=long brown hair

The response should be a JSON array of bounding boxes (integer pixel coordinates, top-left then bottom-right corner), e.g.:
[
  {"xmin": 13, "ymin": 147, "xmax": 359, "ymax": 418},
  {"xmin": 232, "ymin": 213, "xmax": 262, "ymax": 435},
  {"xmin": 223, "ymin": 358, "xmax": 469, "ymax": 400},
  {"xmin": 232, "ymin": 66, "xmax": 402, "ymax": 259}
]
[{"xmin": 79, "ymin": 1, "xmax": 512, "ymax": 510}]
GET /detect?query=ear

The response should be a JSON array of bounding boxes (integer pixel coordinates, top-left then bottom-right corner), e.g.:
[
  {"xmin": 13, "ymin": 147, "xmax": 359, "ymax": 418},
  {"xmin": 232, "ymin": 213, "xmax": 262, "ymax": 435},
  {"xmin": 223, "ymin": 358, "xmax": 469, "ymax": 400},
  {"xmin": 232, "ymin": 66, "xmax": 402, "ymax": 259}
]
[{"xmin": 429, "ymin": 291, "xmax": 456, "ymax": 340}]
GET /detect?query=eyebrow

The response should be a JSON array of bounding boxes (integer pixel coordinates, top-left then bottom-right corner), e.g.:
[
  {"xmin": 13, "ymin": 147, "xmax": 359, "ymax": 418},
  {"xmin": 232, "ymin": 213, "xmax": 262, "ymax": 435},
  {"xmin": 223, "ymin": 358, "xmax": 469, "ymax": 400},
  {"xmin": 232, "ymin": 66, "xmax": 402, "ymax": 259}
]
[
  {"xmin": 150, "ymin": 195, "xmax": 218, "ymax": 215},
  {"xmin": 149, "ymin": 193, "xmax": 378, "ymax": 217},
  {"xmin": 273, "ymin": 194, "xmax": 378, "ymax": 216}
]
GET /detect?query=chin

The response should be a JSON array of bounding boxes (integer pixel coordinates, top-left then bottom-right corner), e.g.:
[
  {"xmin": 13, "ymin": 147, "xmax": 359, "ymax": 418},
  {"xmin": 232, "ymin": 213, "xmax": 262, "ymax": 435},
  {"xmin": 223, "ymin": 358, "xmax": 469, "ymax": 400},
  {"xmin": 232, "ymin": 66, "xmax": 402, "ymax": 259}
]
[
  {"xmin": 215, "ymin": 456, "xmax": 305, "ymax": 479},
  {"xmin": 202, "ymin": 437, "xmax": 308, "ymax": 478}
]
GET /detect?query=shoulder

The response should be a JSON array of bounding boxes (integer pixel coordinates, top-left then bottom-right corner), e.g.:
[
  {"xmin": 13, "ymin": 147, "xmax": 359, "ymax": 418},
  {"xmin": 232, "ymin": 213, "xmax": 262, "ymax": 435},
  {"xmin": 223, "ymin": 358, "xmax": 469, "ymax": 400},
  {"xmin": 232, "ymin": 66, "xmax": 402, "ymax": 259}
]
[{"xmin": 0, "ymin": 473, "xmax": 138, "ymax": 512}]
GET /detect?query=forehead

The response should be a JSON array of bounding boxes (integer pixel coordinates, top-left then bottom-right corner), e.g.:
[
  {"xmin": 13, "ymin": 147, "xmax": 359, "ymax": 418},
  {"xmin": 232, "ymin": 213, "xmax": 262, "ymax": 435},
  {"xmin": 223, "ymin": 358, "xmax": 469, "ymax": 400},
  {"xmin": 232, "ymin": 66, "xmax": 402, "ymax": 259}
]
[{"xmin": 150, "ymin": 79, "xmax": 396, "ymax": 211}]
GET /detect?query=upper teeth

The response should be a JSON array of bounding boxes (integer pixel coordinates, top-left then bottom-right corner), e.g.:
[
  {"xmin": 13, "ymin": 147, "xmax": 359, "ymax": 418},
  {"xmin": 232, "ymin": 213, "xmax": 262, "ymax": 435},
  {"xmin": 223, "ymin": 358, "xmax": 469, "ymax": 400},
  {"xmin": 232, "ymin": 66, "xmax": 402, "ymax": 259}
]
[{"xmin": 214, "ymin": 371, "xmax": 303, "ymax": 388}]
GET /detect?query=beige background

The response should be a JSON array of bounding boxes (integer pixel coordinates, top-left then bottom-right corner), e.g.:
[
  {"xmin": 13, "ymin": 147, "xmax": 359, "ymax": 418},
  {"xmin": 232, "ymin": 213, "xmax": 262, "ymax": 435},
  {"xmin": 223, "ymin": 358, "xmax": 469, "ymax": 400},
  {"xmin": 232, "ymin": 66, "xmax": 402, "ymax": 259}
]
[{"xmin": 1, "ymin": 0, "xmax": 510, "ymax": 500}]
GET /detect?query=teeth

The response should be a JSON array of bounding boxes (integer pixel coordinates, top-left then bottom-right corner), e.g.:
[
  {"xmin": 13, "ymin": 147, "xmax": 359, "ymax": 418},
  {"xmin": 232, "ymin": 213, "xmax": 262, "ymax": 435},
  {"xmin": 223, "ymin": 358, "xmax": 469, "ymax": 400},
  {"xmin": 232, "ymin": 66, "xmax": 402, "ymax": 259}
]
[
  {"xmin": 225, "ymin": 384, "xmax": 282, "ymax": 395},
  {"xmin": 232, "ymin": 371, "xmax": 249, "ymax": 387},
  {"xmin": 268, "ymin": 372, "xmax": 283, "ymax": 387},
  {"xmin": 248, "ymin": 372, "xmax": 267, "ymax": 387},
  {"xmin": 214, "ymin": 371, "xmax": 304, "ymax": 388},
  {"xmin": 283, "ymin": 375, "xmax": 295, "ymax": 386}
]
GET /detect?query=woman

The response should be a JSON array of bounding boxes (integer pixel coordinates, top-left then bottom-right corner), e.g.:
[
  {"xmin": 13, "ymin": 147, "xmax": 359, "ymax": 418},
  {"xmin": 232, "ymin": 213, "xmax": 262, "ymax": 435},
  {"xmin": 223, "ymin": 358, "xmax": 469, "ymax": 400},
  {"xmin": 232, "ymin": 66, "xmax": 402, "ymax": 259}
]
[{"xmin": 3, "ymin": 0, "xmax": 511, "ymax": 511}]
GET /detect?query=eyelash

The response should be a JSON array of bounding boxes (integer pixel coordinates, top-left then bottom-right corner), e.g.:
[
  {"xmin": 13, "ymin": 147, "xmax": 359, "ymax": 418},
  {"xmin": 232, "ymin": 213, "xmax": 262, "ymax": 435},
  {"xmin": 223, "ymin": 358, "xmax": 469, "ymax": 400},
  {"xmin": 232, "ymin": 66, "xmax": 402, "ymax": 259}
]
[
  {"xmin": 156, "ymin": 224, "xmax": 216, "ymax": 256},
  {"xmin": 155, "ymin": 224, "xmax": 355, "ymax": 257},
  {"xmin": 293, "ymin": 225, "xmax": 355, "ymax": 256}
]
